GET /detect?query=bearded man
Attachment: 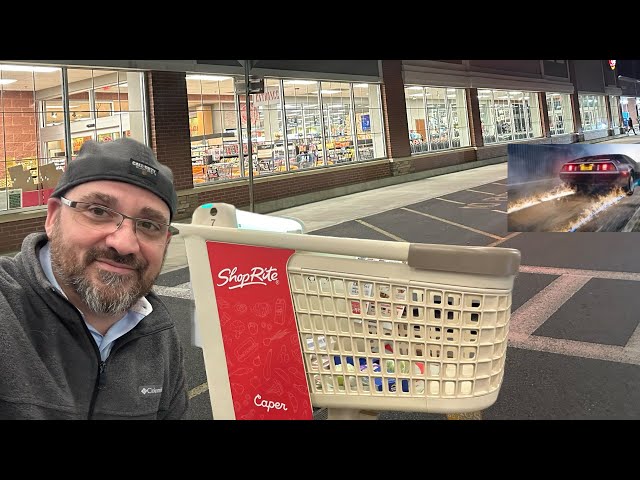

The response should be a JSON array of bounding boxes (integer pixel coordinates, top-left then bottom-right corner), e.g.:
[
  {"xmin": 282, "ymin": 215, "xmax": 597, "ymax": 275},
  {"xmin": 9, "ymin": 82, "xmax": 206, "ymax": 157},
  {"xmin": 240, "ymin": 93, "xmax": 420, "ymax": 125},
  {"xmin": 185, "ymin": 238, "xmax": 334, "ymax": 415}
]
[{"xmin": 0, "ymin": 138, "xmax": 188, "ymax": 419}]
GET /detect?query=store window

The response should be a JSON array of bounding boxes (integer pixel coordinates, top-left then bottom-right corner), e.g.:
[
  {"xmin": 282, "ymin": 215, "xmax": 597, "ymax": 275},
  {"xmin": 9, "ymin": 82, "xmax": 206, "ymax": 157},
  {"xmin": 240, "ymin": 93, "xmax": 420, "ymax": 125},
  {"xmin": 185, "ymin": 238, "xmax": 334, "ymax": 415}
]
[
  {"xmin": 188, "ymin": 75, "xmax": 385, "ymax": 185},
  {"xmin": 609, "ymin": 95, "xmax": 621, "ymax": 128},
  {"xmin": 404, "ymin": 86, "xmax": 470, "ymax": 154},
  {"xmin": 0, "ymin": 64, "xmax": 147, "ymax": 214},
  {"xmin": 478, "ymin": 89, "xmax": 543, "ymax": 144},
  {"xmin": 187, "ymin": 74, "xmax": 240, "ymax": 183},
  {"xmin": 546, "ymin": 92, "xmax": 574, "ymax": 135},
  {"xmin": 578, "ymin": 94, "xmax": 608, "ymax": 131}
]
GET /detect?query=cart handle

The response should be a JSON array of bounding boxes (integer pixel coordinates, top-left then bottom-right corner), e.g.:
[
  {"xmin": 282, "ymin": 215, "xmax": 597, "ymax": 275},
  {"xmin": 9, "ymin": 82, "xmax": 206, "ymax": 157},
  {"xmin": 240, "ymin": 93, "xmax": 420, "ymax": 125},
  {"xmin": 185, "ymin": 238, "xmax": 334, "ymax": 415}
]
[{"xmin": 176, "ymin": 223, "xmax": 521, "ymax": 277}]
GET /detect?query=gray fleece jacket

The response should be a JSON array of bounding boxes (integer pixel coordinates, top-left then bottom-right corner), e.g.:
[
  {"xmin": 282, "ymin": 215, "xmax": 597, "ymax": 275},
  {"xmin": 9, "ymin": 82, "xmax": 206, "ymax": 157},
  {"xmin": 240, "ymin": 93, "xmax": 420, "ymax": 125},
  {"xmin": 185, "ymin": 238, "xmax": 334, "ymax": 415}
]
[{"xmin": 0, "ymin": 233, "xmax": 189, "ymax": 419}]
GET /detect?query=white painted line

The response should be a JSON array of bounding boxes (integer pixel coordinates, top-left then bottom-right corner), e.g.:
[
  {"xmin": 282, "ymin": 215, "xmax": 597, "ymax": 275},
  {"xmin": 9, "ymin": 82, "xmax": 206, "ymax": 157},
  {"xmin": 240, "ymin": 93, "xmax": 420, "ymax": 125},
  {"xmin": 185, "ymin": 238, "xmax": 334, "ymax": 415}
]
[
  {"xmin": 486, "ymin": 232, "xmax": 520, "ymax": 247},
  {"xmin": 153, "ymin": 285, "xmax": 193, "ymax": 300},
  {"xmin": 355, "ymin": 219, "xmax": 406, "ymax": 242},
  {"xmin": 492, "ymin": 182, "xmax": 508, "ymax": 186},
  {"xmin": 188, "ymin": 382, "xmax": 209, "ymax": 399},
  {"xmin": 624, "ymin": 323, "xmax": 640, "ymax": 352},
  {"xmin": 435, "ymin": 197, "xmax": 465, "ymax": 205},
  {"xmin": 621, "ymin": 201, "xmax": 640, "ymax": 232},
  {"xmin": 400, "ymin": 207, "xmax": 504, "ymax": 240},
  {"xmin": 519, "ymin": 265, "xmax": 640, "ymax": 281},
  {"xmin": 509, "ymin": 274, "xmax": 591, "ymax": 336},
  {"xmin": 508, "ymin": 333, "xmax": 640, "ymax": 366},
  {"xmin": 467, "ymin": 188, "xmax": 497, "ymax": 195},
  {"xmin": 492, "ymin": 209, "xmax": 508, "ymax": 214}
]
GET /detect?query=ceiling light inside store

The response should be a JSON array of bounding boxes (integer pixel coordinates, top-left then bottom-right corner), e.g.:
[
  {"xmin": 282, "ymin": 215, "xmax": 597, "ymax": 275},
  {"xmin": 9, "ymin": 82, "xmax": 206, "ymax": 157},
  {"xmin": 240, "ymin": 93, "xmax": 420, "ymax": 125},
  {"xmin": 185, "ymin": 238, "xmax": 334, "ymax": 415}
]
[
  {"xmin": 186, "ymin": 75, "xmax": 233, "ymax": 81},
  {"xmin": 284, "ymin": 80, "xmax": 316, "ymax": 85},
  {"xmin": 312, "ymin": 90, "xmax": 341, "ymax": 94},
  {"xmin": 407, "ymin": 86, "xmax": 423, "ymax": 91},
  {"xmin": 0, "ymin": 79, "xmax": 17, "ymax": 85},
  {"xmin": 353, "ymin": 84, "xmax": 369, "ymax": 88},
  {"xmin": 0, "ymin": 65, "xmax": 58, "ymax": 73}
]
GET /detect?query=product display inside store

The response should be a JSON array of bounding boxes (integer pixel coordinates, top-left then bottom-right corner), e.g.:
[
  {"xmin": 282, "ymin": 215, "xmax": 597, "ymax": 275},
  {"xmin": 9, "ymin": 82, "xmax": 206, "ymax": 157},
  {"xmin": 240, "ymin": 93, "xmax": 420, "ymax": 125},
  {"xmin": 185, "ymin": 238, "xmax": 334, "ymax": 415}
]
[{"xmin": 187, "ymin": 76, "xmax": 383, "ymax": 183}]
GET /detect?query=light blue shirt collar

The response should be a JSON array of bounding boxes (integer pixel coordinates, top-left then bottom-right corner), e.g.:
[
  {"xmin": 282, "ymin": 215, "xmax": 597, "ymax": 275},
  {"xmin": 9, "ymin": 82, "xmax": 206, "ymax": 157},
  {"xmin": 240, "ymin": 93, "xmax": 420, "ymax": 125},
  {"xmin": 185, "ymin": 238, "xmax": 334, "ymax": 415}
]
[{"xmin": 39, "ymin": 242, "xmax": 153, "ymax": 361}]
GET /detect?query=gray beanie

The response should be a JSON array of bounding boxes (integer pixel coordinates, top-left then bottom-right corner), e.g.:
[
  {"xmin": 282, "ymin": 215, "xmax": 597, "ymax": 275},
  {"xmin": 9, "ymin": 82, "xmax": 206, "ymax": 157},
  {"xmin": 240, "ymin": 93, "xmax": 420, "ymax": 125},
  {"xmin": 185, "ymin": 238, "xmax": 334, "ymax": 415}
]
[{"xmin": 51, "ymin": 137, "xmax": 178, "ymax": 220}]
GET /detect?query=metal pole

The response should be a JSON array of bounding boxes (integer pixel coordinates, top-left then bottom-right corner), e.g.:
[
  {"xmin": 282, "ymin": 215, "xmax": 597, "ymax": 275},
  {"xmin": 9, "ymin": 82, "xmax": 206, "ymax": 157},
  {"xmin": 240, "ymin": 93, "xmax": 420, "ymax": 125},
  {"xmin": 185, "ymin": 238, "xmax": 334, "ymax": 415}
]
[{"xmin": 244, "ymin": 60, "xmax": 255, "ymax": 212}]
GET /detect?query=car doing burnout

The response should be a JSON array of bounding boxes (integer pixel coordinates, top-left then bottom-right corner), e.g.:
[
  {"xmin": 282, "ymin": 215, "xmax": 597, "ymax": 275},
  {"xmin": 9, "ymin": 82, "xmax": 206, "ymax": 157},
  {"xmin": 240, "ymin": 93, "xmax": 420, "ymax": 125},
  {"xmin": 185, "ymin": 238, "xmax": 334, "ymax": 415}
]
[{"xmin": 559, "ymin": 154, "xmax": 638, "ymax": 196}]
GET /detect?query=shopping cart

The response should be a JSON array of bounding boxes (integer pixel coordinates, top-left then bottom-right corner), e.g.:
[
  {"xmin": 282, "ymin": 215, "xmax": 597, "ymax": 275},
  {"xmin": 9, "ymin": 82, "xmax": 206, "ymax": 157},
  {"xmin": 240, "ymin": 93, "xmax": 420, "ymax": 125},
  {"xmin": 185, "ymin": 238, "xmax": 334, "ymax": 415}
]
[{"xmin": 178, "ymin": 203, "xmax": 521, "ymax": 420}]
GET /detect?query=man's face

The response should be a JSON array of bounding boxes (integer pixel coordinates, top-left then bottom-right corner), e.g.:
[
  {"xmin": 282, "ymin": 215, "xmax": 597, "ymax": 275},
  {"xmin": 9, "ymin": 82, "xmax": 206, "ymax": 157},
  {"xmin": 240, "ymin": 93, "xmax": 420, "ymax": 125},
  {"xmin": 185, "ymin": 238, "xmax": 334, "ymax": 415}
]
[{"xmin": 45, "ymin": 180, "xmax": 171, "ymax": 316}]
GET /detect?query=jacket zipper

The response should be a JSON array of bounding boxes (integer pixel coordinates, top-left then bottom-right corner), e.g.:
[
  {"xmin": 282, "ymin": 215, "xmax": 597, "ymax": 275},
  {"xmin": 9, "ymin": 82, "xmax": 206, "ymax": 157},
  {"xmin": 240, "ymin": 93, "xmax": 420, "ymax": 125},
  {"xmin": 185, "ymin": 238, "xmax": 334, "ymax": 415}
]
[{"xmin": 86, "ymin": 325, "xmax": 173, "ymax": 419}]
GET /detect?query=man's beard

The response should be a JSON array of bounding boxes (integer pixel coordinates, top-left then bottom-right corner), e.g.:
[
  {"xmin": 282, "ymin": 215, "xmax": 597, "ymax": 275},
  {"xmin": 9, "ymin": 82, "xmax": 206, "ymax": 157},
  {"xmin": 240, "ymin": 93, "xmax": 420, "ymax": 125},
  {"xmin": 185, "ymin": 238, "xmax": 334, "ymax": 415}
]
[{"xmin": 49, "ymin": 219, "xmax": 162, "ymax": 316}]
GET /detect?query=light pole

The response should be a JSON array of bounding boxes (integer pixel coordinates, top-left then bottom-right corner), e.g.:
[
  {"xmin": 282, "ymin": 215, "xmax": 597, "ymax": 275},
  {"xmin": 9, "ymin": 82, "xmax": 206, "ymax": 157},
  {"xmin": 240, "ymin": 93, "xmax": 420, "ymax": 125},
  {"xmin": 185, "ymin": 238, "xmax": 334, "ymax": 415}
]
[{"xmin": 243, "ymin": 60, "xmax": 255, "ymax": 212}]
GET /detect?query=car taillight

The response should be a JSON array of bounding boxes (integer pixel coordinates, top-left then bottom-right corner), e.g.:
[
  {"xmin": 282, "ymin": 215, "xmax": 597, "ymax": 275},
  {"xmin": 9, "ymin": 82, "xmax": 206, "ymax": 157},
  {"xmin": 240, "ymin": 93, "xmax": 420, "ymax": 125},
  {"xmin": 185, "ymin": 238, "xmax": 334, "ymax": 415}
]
[
  {"xmin": 596, "ymin": 162, "xmax": 617, "ymax": 171},
  {"xmin": 561, "ymin": 164, "xmax": 576, "ymax": 172}
]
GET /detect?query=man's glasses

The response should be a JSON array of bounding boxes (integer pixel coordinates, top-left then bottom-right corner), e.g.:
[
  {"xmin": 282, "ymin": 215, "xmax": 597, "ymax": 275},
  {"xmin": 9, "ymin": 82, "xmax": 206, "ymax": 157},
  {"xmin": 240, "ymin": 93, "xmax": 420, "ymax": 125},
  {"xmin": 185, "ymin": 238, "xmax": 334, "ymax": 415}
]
[{"xmin": 60, "ymin": 196, "xmax": 179, "ymax": 245}]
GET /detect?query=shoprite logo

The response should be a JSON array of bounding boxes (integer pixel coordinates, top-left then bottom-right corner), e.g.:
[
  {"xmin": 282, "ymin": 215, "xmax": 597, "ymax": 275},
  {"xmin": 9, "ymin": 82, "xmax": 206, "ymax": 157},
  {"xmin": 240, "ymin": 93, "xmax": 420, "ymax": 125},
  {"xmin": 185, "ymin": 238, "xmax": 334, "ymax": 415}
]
[{"xmin": 217, "ymin": 266, "xmax": 279, "ymax": 290}]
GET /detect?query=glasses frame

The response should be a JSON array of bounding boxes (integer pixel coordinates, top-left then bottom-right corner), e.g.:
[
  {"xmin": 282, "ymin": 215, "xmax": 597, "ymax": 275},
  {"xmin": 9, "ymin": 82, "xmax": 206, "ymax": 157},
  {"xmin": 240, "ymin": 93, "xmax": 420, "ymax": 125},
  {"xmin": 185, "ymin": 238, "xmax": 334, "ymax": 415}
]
[{"xmin": 59, "ymin": 196, "xmax": 180, "ymax": 241}]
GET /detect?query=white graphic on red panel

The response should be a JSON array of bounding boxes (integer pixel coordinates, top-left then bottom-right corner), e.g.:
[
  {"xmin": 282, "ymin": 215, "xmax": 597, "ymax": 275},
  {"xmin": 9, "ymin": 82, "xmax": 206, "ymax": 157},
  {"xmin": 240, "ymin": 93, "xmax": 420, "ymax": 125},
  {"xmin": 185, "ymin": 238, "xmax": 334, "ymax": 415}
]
[
  {"xmin": 233, "ymin": 303, "xmax": 247, "ymax": 315},
  {"xmin": 251, "ymin": 303, "xmax": 271, "ymax": 318},
  {"xmin": 274, "ymin": 368, "xmax": 290, "ymax": 384},
  {"xmin": 221, "ymin": 312, "xmax": 232, "ymax": 326},
  {"xmin": 274, "ymin": 298, "xmax": 286, "ymax": 324},
  {"xmin": 250, "ymin": 376, "xmax": 262, "ymax": 389},
  {"xmin": 264, "ymin": 349, "xmax": 273, "ymax": 380},
  {"xmin": 231, "ymin": 383, "xmax": 244, "ymax": 395},
  {"xmin": 254, "ymin": 394, "xmax": 288, "ymax": 412},
  {"xmin": 217, "ymin": 266, "xmax": 280, "ymax": 290},
  {"xmin": 230, "ymin": 320, "xmax": 245, "ymax": 338},
  {"xmin": 280, "ymin": 345, "xmax": 290, "ymax": 362},
  {"xmin": 263, "ymin": 329, "xmax": 289, "ymax": 346},
  {"xmin": 235, "ymin": 337, "xmax": 259, "ymax": 362},
  {"xmin": 248, "ymin": 322, "xmax": 258, "ymax": 335},
  {"xmin": 267, "ymin": 380, "xmax": 284, "ymax": 396},
  {"xmin": 287, "ymin": 392, "xmax": 299, "ymax": 413}
]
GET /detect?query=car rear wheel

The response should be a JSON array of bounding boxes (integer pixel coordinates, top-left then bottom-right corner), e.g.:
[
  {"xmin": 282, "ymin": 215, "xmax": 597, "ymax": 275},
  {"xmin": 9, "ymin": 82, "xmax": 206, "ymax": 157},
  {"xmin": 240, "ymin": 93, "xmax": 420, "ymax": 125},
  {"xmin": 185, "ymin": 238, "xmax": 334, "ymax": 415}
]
[{"xmin": 625, "ymin": 173, "xmax": 636, "ymax": 196}]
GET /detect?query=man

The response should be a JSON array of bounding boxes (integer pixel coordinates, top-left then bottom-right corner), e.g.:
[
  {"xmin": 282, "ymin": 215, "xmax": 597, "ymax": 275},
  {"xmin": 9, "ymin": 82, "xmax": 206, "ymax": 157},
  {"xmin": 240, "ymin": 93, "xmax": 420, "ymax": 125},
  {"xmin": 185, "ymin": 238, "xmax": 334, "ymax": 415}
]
[{"xmin": 0, "ymin": 138, "xmax": 189, "ymax": 419}]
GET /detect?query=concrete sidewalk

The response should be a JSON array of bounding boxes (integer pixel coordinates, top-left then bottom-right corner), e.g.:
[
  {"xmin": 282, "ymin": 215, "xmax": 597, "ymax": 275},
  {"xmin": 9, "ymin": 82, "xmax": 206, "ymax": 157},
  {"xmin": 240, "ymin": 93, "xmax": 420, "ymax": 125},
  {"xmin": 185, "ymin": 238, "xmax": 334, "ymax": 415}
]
[{"xmin": 161, "ymin": 161, "xmax": 508, "ymax": 273}]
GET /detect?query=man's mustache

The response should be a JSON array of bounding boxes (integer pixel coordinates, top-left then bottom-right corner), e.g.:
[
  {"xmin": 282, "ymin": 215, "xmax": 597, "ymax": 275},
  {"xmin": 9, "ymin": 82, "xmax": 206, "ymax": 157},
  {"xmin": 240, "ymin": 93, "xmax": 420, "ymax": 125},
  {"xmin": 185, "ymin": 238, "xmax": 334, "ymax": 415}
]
[{"xmin": 85, "ymin": 247, "xmax": 147, "ymax": 271}]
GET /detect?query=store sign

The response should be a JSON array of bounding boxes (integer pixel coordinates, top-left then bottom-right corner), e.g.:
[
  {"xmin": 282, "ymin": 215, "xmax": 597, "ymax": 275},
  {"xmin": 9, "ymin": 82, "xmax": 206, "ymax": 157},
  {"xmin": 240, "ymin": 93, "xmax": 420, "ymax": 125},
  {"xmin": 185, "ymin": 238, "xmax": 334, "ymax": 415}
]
[
  {"xmin": 253, "ymin": 88, "xmax": 280, "ymax": 106},
  {"xmin": 206, "ymin": 241, "xmax": 313, "ymax": 420},
  {"xmin": 609, "ymin": 60, "xmax": 616, "ymax": 70},
  {"xmin": 361, "ymin": 114, "xmax": 371, "ymax": 131}
]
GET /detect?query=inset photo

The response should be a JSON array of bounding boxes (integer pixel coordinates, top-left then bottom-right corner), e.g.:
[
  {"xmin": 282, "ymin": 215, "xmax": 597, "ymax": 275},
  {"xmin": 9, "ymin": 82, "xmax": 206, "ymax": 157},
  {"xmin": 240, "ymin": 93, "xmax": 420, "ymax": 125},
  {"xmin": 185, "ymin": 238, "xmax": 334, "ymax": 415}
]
[{"xmin": 508, "ymin": 143, "xmax": 640, "ymax": 232}]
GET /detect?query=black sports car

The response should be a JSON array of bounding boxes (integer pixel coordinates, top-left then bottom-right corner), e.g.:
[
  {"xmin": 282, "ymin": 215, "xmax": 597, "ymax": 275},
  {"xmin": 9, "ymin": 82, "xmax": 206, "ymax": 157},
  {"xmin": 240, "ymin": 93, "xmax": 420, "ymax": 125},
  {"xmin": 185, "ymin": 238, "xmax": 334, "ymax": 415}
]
[{"xmin": 559, "ymin": 154, "xmax": 638, "ymax": 196}]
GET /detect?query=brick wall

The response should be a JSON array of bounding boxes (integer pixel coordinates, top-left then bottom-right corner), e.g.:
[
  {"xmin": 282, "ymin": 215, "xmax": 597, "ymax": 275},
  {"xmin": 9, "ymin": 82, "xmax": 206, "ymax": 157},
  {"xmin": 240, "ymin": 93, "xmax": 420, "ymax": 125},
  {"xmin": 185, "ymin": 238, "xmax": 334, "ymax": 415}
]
[
  {"xmin": 146, "ymin": 71, "xmax": 193, "ymax": 191},
  {"xmin": 0, "ymin": 215, "xmax": 45, "ymax": 253},
  {"xmin": 381, "ymin": 60, "xmax": 411, "ymax": 159},
  {"xmin": 0, "ymin": 91, "xmax": 39, "ymax": 187},
  {"xmin": 1, "ymin": 91, "xmax": 38, "ymax": 159},
  {"xmin": 174, "ymin": 161, "xmax": 393, "ymax": 220}
]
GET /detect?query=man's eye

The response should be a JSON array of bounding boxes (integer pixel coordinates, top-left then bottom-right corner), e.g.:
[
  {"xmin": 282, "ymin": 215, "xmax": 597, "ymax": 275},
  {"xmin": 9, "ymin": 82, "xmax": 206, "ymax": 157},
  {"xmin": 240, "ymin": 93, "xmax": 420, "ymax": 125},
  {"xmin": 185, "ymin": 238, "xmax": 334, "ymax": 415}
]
[
  {"xmin": 138, "ymin": 220, "xmax": 161, "ymax": 232},
  {"xmin": 87, "ymin": 206, "xmax": 109, "ymax": 216}
]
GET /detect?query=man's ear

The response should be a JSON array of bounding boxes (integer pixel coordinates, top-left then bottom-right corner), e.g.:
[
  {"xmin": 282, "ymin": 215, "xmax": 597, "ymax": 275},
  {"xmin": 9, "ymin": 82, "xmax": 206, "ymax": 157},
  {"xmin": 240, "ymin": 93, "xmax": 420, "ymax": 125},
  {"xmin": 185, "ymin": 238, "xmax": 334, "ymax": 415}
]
[{"xmin": 44, "ymin": 197, "xmax": 62, "ymax": 237}]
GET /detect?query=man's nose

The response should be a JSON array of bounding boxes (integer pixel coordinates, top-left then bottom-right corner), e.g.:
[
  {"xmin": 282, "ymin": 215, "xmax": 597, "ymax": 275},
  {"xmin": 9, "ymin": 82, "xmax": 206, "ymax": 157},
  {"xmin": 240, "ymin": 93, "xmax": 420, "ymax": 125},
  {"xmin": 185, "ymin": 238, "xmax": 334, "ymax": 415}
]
[{"xmin": 103, "ymin": 218, "xmax": 141, "ymax": 256}]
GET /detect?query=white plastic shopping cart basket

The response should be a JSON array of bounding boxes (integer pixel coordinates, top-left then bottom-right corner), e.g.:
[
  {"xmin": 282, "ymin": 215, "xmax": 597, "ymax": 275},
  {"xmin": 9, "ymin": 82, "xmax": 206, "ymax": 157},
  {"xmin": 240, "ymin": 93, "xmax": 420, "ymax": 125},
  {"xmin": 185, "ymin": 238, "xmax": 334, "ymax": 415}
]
[{"xmin": 177, "ymin": 203, "xmax": 521, "ymax": 420}]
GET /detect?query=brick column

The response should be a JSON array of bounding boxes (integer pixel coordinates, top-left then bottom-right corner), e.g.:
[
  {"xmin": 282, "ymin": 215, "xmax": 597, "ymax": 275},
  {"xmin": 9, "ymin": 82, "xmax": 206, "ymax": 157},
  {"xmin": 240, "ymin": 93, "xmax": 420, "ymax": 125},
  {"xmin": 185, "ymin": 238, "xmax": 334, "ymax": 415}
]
[
  {"xmin": 539, "ymin": 92, "xmax": 551, "ymax": 138},
  {"xmin": 146, "ymin": 71, "xmax": 193, "ymax": 191},
  {"xmin": 605, "ymin": 95, "xmax": 614, "ymax": 135},
  {"xmin": 567, "ymin": 61, "xmax": 583, "ymax": 141},
  {"xmin": 380, "ymin": 60, "xmax": 411, "ymax": 159},
  {"xmin": 466, "ymin": 88, "xmax": 484, "ymax": 147},
  {"xmin": 570, "ymin": 93, "xmax": 583, "ymax": 140}
]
